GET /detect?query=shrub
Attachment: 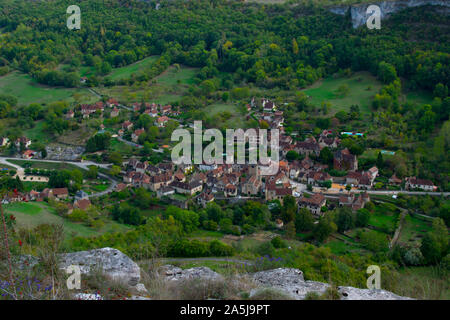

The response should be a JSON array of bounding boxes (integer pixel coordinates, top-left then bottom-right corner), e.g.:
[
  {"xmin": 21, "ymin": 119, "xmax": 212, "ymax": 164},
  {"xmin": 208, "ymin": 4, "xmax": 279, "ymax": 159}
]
[
  {"xmin": 271, "ymin": 236, "xmax": 287, "ymax": 249},
  {"xmin": 209, "ymin": 240, "xmax": 235, "ymax": 257},
  {"xmin": 404, "ymin": 248, "xmax": 424, "ymax": 266},
  {"xmin": 68, "ymin": 209, "xmax": 88, "ymax": 222},
  {"xmin": 255, "ymin": 241, "xmax": 276, "ymax": 257}
]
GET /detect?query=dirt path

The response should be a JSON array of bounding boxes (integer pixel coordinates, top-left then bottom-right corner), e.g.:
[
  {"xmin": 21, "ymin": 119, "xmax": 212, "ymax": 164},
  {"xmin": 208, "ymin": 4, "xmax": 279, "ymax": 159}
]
[{"xmin": 389, "ymin": 208, "xmax": 407, "ymax": 249}]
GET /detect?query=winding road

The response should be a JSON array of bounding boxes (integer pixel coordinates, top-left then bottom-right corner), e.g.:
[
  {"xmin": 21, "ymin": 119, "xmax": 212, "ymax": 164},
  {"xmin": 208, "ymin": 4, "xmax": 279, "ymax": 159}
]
[{"xmin": 0, "ymin": 156, "xmax": 117, "ymax": 199}]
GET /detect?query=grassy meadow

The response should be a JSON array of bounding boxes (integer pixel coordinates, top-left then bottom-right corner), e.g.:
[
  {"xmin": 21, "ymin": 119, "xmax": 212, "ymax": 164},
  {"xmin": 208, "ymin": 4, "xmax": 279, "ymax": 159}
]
[
  {"xmin": 0, "ymin": 72, "xmax": 95, "ymax": 105},
  {"xmin": 5, "ymin": 201, "xmax": 130, "ymax": 242},
  {"xmin": 302, "ymin": 72, "xmax": 383, "ymax": 114}
]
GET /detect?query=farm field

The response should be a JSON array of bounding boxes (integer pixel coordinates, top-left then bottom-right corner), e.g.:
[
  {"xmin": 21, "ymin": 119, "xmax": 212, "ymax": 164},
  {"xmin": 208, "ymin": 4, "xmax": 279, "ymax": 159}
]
[
  {"xmin": 302, "ymin": 72, "xmax": 383, "ymax": 114},
  {"xmin": 398, "ymin": 214, "xmax": 433, "ymax": 245},
  {"xmin": 325, "ymin": 231, "xmax": 367, "ymax": 255},
  {"xmin": 0, "ymin": 72, "xmax": 95, "ymax": 105},
  {"xmin": 368, "ymin": 211, "xmax": 398, "ymax": 233}
]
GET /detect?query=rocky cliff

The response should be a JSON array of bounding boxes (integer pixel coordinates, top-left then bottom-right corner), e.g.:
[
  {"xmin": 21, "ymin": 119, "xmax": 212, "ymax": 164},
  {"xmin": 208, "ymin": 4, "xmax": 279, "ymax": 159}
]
[{"xmin": 328, "ymin": 0, "xmax": 450, "ymax": 28}]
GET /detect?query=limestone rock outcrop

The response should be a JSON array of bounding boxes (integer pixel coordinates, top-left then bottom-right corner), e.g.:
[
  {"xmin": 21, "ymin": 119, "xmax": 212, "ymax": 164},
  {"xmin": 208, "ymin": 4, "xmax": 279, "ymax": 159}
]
[
  {"xmin": 158, "ymin": 264, "xmax": 224, "ymax": 282},
  {"xmin": 58, "ymin": 247, "xmax": 141, "ymax": 287},
  {"xmin": 338, "ymin": 286, "xmax": 414, "ymax": 300},
  {"xmin": 329, "ymin": 0, "xmax": 450, "ymax": 28},
  {"xmin": 250, "ymin": 268, "xmax": 412, "ymax": 300}
]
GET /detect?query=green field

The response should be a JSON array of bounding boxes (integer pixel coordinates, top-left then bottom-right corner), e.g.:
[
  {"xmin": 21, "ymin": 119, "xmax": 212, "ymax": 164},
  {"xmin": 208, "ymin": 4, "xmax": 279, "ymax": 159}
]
[
  {"xmin": 155, "ymin": 65, "xmax": 198, "ymax": 86},
  {"xmin": 6, "ymin": 202, "xmax": 42, "ymax": 215},
  {"xmin": 398, "ymin": 214, "xmax": 433, "ymax": 245},
  {"xmin": 204, "ymin": 103, "xmax": 245, "ymax": 128},
  {"xmin": 360, "ymin": 148, "xmax": 397, "ymax": 161},
  {"xmin": 369, "ymin": 212, "xmax": 397, "ymax": 231},
  {"xmin": 405, "ymin": 90, "xmax": 434, "ymax": 106},
  {"xmin": 0, "ymin": 72, "xmax": 95, "ymax": 105},
  {"xmin": 108, "ymin": 56, "xmax": 160, "ymax": 80},
  {"xmin": 5, "ymin": 202, "xmax": 130, "ymax": 241},
  {"xmin": 96, "ymin": 64, "xmax": 197, "ymax": 105},
  {"xmin": 23, "ymin": 121, "xmax": 52, "ymax": 143},
  {"xmin": 8, "ymin": 159, "xmax": 85, "ymax": 172},
  {"xmin": 324, "ymin": 232, "xmax": 366, "ymax": 255},
  {"xmin": 302, "ymin": 72, "xmax": 383, "ymax": 114}
]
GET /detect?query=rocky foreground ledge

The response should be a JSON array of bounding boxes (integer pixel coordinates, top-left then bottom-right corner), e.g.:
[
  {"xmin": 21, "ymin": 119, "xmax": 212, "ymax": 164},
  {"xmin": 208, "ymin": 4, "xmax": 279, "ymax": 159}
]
[
  {"xmin": 159, "ymin": 265, "xmax": 412, "ymax": 300},
  {"xmin": 18, "ymin": 248, "xmax": 412, "ymax": 300}
]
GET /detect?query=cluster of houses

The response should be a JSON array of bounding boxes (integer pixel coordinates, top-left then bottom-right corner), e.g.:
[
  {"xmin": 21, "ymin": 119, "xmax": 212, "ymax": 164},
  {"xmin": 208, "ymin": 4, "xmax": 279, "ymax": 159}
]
[
  {"xmin": 2, "ymin": 187, "xmax": 69, "ymax": 203},
  {"xmin": 69, "ymin": 98, "xmax": 179, "ymax": 126},
  {"xmin": 115, "ymin": 103, "xmax": 179, "ymax": 141},
  {"xmin": 2, "ymin": 187, "xmax": 93, "ymax": 214},
  {"xmin": 99, "ymin": 96, "xmax": 438, "ymax": 217},
  {"xmin": 0, "ymin": 136, "xmax": 40, "ymax": 159},
  {"xmin": 277, "ymin": 129, "xmax": 379, "ymax": 190}
]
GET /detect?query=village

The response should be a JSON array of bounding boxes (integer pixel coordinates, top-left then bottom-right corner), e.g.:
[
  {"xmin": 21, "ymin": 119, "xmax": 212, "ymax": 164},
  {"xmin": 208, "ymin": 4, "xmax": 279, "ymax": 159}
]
[{"xmin": 0, "ymin": 97, "xmax": 440, "ymax": 221}]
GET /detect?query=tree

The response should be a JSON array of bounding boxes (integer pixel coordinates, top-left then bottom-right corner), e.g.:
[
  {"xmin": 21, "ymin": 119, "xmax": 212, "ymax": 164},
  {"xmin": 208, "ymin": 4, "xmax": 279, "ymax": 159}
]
[
  {"xmin": 377, "ymin": 61, "xmax": 397, "ymax": 84},
  {"xmin": 286, "ymin": 150, "xmax": 299, "ymax": 162},
  {"xmin": 70, "ymin": 169, "xmax": 83, "ymax": 185},
  {"xmin": 433, "ymin": 83, "xmax": 448, "ymax": 99},
  {"xmin": 86, "ymin": 133, "xmax": 111, "ymax": 152},
  {"xmin": 336, "ymin": 84, "xmax": 349, "ymax": 97},
  {"xmin": 271, "ymin": 236, "xmax": 287, "ymax": 249},
  {"xmin": 281, "ymin": 195, "xmax": 297, "ymax": 223},
  {"xmin": 376, "ymin": 152, "xmax": 384, "ymax": 169},
  {"xmin": 48, "ymin": 170, "xmax": 71, "ymax": 188},
  {"xmin": 108, "ymin": 151, "xmax": 123, "ymax": 166},
  {"xmin": 313, "ymin": 216, "xmax": 337, "ymax": 243},
  {"xmin": 420, "ymin": 233, "xmax": 442, "ymax": 265},
  {"xmin": 109, "ymin": 165, "xmax": 121, "ymax": 176},
  {"xmin": 355, "ymin": 208, "xmax": 370, "ymax": 227},
  {"xmin": 285, "ymin": 221, "xmax": 296, "ymax": 239},
  {"xmin": 292, "ymin": 38, "xmax": 299, "ymax": 55},
  {"xmin": 335, "ymin": 207, "xmax": 355, "ymax": 232},
  {"xmin": 86, "ymin": 166, "xmax": 98, "ymax": 179},
  {"xmin": 295, "ymin": 208, "xmax": 315, "ymax": 232},
  {"xmin": 319, "ymin": 147, "xmax": 333, "ymax": 165},
  {"xmin": 360, "ymin": 230, "xmax": 389, "ymax": 253},
  {"xmin": 222, "ymin": 92, "xmax": 229, "ymax": 102},
  {"xmin": 420, "ymin": 218, "xmax": 449, "ymax": 264}
]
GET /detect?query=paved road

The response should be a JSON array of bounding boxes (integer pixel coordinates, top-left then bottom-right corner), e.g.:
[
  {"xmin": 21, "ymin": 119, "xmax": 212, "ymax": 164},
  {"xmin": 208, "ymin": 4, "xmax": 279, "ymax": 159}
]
[
  {"xmin": 0, "ymin": 157, "xmax": 116, "ymax": 199},
  {"xmin": 323, "ymin": 188, "xmax": 449, "ymax": 197},
  {"xmin": 116, "ymin": 136, "xmax": 143, "ymax": 149},
  {"xmin": 0, "ymin": 156, "xmax": 111, "ymax": 170},
  {"xmin": 116, "ymin": 136, "xmax": 163, "ymax": 153},
  {"xmin": 88, "ymin": 88, "xmax": 102, "ymax": 99}
]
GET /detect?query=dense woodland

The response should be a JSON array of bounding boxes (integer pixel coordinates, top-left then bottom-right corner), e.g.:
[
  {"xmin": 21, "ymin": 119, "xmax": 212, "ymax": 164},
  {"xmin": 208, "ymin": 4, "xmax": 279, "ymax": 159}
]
[{"xmin": 0, "ymin": 0, "xmax": 448, "ymax": 90}]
